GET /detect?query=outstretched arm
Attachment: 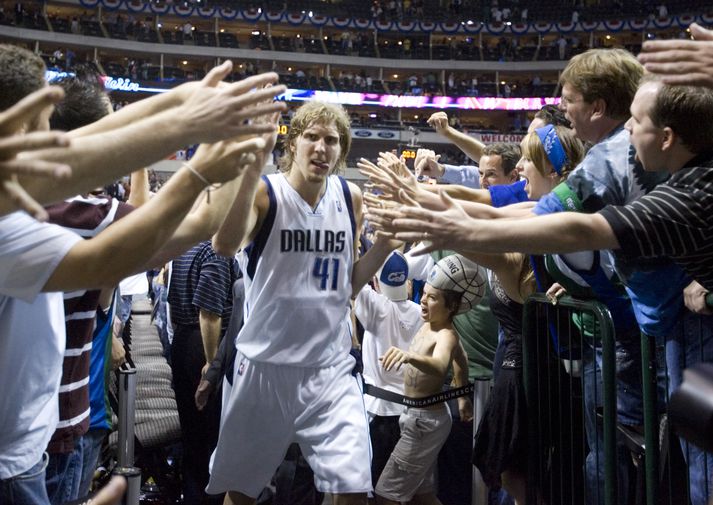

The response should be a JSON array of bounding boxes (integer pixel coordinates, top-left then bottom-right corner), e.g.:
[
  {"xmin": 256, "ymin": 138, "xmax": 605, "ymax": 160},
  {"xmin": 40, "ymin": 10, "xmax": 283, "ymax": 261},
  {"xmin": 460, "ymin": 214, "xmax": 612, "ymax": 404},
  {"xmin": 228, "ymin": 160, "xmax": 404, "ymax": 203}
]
[
  {"xmin": 7, "ymin": 66, "xmax": 285, "ymax": 215},
  {"xmin": 360, "ymin": 153, "xmax": 532, "ymax": 222},
  {"xmin": 381, "ymin": 329, "xmax": 458, "ymax": 378},
  {"xmin": 43, "ymin": 137, "xmax": 265, "ymax": 292},
  {"xmin": 390, "ymin": 191, "xmax": 618, "ymax": 256},
  {"xmin": 349, "ymin": 182, "xmax": 401, "ymax": 297},
  {"xmin": 211, "ymin": 110, "xmax": 282, "ymax": 256}
]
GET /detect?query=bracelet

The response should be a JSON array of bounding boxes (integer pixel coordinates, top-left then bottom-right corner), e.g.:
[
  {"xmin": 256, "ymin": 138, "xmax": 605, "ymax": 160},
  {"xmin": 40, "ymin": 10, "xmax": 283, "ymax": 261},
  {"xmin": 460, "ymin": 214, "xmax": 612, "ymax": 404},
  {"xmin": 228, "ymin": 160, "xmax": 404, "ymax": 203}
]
[{"xmin": 183, "ymin": 162, "xmax": 223, "ymax": 203}]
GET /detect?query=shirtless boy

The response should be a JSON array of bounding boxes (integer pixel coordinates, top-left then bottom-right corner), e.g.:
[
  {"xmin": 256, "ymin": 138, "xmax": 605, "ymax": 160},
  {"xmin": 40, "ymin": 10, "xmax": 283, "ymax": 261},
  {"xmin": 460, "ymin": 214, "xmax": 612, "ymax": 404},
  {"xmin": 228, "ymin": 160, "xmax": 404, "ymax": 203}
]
[{"xmin": 375, "ymin": 258, "xmax": 471, "ymax": 505}]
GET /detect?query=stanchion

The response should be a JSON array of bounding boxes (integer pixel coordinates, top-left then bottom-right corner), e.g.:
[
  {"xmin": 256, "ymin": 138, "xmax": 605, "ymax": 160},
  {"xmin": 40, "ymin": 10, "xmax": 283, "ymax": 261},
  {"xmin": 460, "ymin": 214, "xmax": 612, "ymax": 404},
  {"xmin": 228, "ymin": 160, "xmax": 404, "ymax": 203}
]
[{"xmin": 117, "ymin": 367, "xmax": 140, "ymax": 505}]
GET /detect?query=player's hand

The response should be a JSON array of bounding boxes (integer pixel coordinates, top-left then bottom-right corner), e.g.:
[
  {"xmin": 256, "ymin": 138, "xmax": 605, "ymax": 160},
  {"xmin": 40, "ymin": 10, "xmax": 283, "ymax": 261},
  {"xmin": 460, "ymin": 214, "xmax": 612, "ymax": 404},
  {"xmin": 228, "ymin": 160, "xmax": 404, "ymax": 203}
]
[
  {"xmin": 683, "ymin": 280, "xmax": 712, "ymax": 315},
  {"xmin": 380, "ymin": 346, "xmax": 411, "ymax": 371},
  {"xmin": 638, "ymin": 23, "xmax": 713, "ymax": 88}
]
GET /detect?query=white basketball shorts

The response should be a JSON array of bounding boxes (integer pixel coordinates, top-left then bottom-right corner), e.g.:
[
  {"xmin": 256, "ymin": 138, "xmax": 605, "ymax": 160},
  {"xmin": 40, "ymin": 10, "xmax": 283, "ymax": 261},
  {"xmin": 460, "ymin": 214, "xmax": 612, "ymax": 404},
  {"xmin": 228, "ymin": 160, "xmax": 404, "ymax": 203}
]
[{"xmin": 206, "ymin": 350, "xmax": 372, "ymax": 497}]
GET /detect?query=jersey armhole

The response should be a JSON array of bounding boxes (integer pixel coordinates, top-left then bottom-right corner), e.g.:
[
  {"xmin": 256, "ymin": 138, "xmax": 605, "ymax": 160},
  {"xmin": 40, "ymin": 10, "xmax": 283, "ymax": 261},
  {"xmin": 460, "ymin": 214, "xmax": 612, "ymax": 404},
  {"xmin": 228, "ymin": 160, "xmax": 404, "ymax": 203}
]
[
  {"xmin": 338, "ymin": 176, "xmax": 357, "ymax": 240},
  {"xmin": 244, "ymin": 175, "xmax": 277, "ymax": 280}
]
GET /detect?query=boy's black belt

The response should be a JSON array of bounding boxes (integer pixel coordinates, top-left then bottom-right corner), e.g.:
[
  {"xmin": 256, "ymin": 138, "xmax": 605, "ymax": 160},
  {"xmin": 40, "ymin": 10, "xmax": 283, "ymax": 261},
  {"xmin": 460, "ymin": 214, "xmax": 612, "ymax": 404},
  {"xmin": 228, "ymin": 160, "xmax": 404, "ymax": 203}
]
[{"xmin": 362, "ymin": 381, "xmax": 474, "ymax": 408}]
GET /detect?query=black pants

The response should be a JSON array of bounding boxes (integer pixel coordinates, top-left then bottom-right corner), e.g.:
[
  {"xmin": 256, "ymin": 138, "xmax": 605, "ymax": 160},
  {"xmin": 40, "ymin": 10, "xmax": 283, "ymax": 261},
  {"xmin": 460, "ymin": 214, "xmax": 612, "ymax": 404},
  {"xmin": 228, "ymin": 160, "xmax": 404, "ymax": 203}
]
[{"xmin": 171, "ymin": 324, "xmax": 222, "ymax": 505}]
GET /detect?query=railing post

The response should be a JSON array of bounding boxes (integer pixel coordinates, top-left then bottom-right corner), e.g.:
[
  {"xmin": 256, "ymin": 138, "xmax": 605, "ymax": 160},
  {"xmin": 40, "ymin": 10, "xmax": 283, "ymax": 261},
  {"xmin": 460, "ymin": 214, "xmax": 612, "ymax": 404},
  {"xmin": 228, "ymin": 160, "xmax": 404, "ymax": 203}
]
[
  {"xmin": 641, "ymin": 333, "xmax": 659, "ymax": 505},
  {"xmin": 117, "ymin": 367, "xmax": 140, "ymax": 505}
]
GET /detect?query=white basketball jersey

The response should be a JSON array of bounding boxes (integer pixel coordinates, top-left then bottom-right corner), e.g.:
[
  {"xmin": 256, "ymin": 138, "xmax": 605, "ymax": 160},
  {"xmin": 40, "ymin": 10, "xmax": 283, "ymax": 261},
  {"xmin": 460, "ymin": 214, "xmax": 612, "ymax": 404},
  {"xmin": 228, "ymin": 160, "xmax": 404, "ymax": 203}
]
[{"xmin": 235, "ymin": 173, "xmax": 356, "ymax": 367}]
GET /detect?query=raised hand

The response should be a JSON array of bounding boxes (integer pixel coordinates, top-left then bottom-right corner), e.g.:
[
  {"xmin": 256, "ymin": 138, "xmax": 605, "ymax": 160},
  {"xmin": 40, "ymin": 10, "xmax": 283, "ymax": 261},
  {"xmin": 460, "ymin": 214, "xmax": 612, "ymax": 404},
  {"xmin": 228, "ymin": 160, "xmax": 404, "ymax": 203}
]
[
  {"xmin": 0, "ymin": 86, "xmax": 73, "ymax": 220},
  {"xmin": 414, "ymin": 148, "xmax": 444, "ymax": 179},
  {"xmin": 638, "ymin": 23, "xmax": 713, "ymax": 88},
  {"xmin": 188, "ymin": 137, "xmax": 264, "ymax": 186},
  {"xmin": 357, "ymin": 151, "xmax": 420, "ymax": 204},
  {"xmin": 427, "ymin": 111, "xmax": 450, "ymax": 132},
  {"xmin": 180, "ymin": 63, "xmax": 287, "ymax": 143}
]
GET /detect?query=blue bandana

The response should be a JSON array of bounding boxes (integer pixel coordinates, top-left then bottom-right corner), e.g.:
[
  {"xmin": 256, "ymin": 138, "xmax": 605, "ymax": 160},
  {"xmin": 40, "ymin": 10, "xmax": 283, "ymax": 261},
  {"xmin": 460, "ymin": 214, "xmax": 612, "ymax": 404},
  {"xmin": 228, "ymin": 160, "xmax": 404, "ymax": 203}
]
[{"xmin": 535, "ymin": 124, "xmax": 568, "ymax": 176}]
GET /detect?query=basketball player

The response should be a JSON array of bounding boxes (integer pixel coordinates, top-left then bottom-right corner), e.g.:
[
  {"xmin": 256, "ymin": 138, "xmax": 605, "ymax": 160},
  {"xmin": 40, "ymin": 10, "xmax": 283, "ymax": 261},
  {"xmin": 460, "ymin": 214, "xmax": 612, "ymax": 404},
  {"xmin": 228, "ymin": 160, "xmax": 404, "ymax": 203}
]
[{"xmin": 208, "ymin": 101, "xmax": 399, "ymax": 505}]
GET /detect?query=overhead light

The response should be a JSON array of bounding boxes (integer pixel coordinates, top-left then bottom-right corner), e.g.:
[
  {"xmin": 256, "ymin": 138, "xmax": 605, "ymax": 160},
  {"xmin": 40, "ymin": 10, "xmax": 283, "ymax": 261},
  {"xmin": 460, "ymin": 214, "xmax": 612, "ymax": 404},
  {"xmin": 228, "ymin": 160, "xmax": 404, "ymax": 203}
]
[
  {"xmin": 182, "ymin": 60, "xmax": 188, "ymax": 65},
  {"xmin": 393, "ymin": 74, "xmax": 398, "ymax": 78},
  {"xmin": 466, "ymin": 20, "xmax": 474, "ymax": 25},
  {"xmin": 252, "ymin": 30, "xmax": 260, "ymax": 35}
]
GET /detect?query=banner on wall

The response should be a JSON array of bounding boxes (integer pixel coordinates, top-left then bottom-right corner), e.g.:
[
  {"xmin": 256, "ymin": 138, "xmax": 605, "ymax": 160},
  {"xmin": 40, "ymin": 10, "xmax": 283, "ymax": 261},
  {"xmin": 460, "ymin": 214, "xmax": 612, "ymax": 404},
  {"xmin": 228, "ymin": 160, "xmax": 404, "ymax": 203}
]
[{"xmin": 77, "ymin": 0, "xmax": 706, "ymax": 35}]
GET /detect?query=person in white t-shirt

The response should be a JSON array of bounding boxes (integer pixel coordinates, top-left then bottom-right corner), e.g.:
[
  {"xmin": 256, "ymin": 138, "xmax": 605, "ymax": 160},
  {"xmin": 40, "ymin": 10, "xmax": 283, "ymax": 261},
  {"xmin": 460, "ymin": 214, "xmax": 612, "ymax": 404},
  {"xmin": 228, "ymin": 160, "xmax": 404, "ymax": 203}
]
[{"xmin": 354, "ymin": 251, "xmax": 422, "ymax": 487}]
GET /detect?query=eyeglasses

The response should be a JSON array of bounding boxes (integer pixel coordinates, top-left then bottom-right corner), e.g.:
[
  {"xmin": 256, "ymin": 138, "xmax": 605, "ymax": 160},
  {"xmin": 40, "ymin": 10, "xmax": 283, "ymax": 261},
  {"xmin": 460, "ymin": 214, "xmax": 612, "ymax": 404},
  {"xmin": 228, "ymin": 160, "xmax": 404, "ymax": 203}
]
[{"xmin": 560, "ymin": 95, "xmax": 584, "ymax": 106}]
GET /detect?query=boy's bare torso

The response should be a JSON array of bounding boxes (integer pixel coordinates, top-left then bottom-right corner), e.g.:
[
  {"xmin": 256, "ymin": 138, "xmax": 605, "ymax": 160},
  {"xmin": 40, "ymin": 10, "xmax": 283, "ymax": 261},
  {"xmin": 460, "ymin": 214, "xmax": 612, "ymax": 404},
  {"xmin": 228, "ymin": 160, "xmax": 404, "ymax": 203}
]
[{"xmin": 403, "ymin": 325, "xmax": 451, "ymax": 400}]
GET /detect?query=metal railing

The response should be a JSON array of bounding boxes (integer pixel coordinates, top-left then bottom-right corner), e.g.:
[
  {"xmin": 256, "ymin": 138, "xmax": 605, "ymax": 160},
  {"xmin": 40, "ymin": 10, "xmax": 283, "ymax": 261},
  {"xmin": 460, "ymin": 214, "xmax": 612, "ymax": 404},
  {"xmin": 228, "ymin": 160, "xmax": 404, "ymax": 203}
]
[
  {"xmin": 522, "ymin": 294, "xmax": 618, "ymax": 505},
  {"xmin": 522, "ymin": 292, "xmax": 713, "ymax": 505}
]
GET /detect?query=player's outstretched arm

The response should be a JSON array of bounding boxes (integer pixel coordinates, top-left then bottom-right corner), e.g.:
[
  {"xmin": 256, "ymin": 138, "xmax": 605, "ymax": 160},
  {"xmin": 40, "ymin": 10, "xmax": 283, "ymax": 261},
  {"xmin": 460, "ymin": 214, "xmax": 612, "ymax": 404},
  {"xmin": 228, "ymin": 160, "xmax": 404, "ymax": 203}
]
[{"xmin": 211, "ymin": 110, "xmax": 282, "ymax": 257}]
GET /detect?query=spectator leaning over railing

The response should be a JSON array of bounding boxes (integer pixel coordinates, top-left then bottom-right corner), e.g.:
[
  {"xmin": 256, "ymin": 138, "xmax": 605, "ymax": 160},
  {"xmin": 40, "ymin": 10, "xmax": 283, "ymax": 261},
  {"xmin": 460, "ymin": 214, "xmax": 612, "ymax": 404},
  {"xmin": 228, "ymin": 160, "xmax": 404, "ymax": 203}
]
[{"xmin": 383, "ymin": 72, "xmax": 713, "ymax": 505}]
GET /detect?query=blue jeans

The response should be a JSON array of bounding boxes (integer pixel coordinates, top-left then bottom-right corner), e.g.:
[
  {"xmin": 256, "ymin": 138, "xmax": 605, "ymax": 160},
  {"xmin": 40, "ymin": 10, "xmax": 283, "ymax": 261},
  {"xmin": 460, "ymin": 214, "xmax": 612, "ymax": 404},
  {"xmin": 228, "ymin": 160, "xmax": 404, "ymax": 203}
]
[
  {"xmin": 665, "ymin": 311, "xmax": 713, "ymax": 505},
  {"xmin": 45, "ymin": 439, "xmax": 84, "ymax": 505},
  {"xmin": 0, "ymin": 453, "xmax": 50, "ymax": 505},
  {"xmin": 78, "ymin": 429, "xmax": 107, "ymax": 497},
  {"xmin": 118, "ymin": 294, "xmax": 133, "ymax": 325}
]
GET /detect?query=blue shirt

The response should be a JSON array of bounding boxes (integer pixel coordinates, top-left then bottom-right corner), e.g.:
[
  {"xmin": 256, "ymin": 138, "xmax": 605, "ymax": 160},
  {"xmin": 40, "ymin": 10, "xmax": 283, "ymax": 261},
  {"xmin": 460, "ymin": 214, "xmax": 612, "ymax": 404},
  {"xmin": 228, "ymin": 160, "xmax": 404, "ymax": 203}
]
[{"xmin": 490, "ymin": 180, "xmax": 528, "ymax": 207}]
